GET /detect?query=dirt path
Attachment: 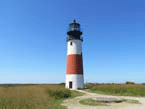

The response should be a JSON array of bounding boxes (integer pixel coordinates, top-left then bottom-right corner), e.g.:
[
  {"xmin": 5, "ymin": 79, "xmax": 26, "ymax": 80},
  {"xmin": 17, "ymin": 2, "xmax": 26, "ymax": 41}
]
[{"xmin": 61, "ymin": 90, "xmax": 145, "ymax": 109}]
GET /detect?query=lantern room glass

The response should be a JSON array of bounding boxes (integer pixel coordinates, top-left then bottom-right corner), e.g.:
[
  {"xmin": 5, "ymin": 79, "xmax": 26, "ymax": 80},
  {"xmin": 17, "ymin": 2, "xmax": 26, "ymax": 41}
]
[{"xmin": 68, "ymin": 23, "xmax": 81, "ymax": 31}]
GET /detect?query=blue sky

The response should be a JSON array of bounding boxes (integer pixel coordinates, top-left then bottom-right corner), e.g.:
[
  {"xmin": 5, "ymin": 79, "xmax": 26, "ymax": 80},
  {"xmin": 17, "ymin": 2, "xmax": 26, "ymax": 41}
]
[{"xmin": 0, "ymin": 0, "xmax": 145, "ymax": 84}]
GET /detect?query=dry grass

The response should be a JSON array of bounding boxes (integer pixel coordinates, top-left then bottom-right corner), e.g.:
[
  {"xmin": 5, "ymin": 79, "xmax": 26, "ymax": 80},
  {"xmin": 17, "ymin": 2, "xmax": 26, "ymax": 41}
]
[
  {"xmin": 86, "ymin": 84, "xmax": 145, "ymax": 97},
  {"xmin": 0, "ymin": 84, "xmax": 72, "ymax": 109},
  {"xmin": 0, "ymin": 84, "xmax": 84, "ymax": 109},
  {"xmin": 0, "ymin": 85, "xmax": 53, "ymax": 109}
]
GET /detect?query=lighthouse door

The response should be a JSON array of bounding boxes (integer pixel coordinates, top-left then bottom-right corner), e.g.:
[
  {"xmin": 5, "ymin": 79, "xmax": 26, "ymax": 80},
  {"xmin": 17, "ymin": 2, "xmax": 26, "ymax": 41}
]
[{"xmin": 69, "ymin": 81, "xmax": 72, "ymax": 88}]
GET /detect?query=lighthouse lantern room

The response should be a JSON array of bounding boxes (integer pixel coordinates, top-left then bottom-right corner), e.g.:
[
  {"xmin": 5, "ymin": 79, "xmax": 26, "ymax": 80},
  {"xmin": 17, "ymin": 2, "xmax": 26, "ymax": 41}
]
[{"xmin": 65, "ymin": 20, "xmax": 84, "ymax": 90}]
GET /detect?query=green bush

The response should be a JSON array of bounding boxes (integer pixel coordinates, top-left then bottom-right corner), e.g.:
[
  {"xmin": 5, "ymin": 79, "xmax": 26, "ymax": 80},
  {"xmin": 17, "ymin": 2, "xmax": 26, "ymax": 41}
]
[{"xmin": 47, "ymin": 86, "xmax": 71, "ymax": 99}]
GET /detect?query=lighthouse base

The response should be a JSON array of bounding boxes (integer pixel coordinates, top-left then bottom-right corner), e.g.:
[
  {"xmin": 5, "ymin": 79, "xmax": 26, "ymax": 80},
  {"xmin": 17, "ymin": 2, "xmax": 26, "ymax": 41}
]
[{"xmin": 65, "ymin": 74, "xmax": 84, "ymax": 90}]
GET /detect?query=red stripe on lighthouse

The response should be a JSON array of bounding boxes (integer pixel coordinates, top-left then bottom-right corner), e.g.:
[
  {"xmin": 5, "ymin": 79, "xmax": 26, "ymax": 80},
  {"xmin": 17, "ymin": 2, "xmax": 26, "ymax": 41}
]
[{"xmin": 66, "ymin": 54, "xmax": 83, "ymax": 74}]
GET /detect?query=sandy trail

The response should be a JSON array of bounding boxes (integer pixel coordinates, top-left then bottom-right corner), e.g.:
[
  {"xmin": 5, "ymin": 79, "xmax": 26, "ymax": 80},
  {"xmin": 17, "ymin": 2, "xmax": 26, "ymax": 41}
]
[{"xmin": 61, "ymin": 90, "xmax": 145, "ymax": 109}]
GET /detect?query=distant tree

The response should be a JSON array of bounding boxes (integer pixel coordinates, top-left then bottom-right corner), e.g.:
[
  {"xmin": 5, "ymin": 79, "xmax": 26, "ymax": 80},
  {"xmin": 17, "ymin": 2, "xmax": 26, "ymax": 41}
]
[
  {"xmin": 59, "ymin": 83, "xmax": 65, "ymax": 85},
  {"xmin": 125, "ymin": 81, "xmax": 135, "ymax": 84},
  {"xmin": 95, "ymin": 83, "xmax": 99, "ymax": 85}
]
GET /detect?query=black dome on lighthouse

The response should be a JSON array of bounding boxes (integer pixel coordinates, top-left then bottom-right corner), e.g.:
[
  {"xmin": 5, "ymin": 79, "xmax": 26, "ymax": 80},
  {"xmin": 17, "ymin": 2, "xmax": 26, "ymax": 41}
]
[{"xmin": 67, "ymin": 20, "xmax": 83, "ymax": 41}]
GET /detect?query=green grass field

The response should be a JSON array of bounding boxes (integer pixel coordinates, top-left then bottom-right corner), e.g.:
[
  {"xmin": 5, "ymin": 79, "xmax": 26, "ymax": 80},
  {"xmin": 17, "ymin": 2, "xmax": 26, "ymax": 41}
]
[
  {"xmin": 86, "ymin": 84, "xmax": 145, "ymax": 97},
  {"xmin": 0, "ymin": 84, "xmax": 84, "ymax": 109}
]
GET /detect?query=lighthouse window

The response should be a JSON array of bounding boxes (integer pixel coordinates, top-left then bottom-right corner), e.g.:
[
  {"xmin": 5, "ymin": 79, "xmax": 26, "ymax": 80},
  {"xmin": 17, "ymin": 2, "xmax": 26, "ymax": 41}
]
[{"xmin": 70, "ymin": 42, "xmax": 72, "ymax": 45}]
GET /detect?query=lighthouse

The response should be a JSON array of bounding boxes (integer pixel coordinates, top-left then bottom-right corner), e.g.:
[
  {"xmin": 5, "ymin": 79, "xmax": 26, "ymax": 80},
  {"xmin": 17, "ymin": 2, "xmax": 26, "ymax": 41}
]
[{"xmin": 65, "ymin": 20, "xmax": 84, "ymax": 90}]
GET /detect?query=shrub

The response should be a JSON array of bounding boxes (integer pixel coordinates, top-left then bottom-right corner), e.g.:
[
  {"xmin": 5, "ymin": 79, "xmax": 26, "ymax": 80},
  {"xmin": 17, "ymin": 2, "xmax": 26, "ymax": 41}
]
[{"xmin": 47, "ymin": 86, "xmax": 71, "ymax": 99}]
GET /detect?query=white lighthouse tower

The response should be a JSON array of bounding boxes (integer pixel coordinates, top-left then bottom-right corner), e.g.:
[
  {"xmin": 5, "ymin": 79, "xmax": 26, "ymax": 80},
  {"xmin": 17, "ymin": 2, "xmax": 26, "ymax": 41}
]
[{"xmin": 65, "ymin": 20, "xmax": 84, "ymax": 90}]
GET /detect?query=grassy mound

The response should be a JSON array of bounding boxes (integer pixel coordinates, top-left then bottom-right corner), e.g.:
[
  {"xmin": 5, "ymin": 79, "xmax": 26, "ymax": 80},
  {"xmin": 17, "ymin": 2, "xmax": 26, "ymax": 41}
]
[
  {"xmin": 79, "ymin": 98, "xmax": 140, "ymax": 106},
  {"xmin": 79, "ymin": 98, "xmax": 108, "ymax": 106}
]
